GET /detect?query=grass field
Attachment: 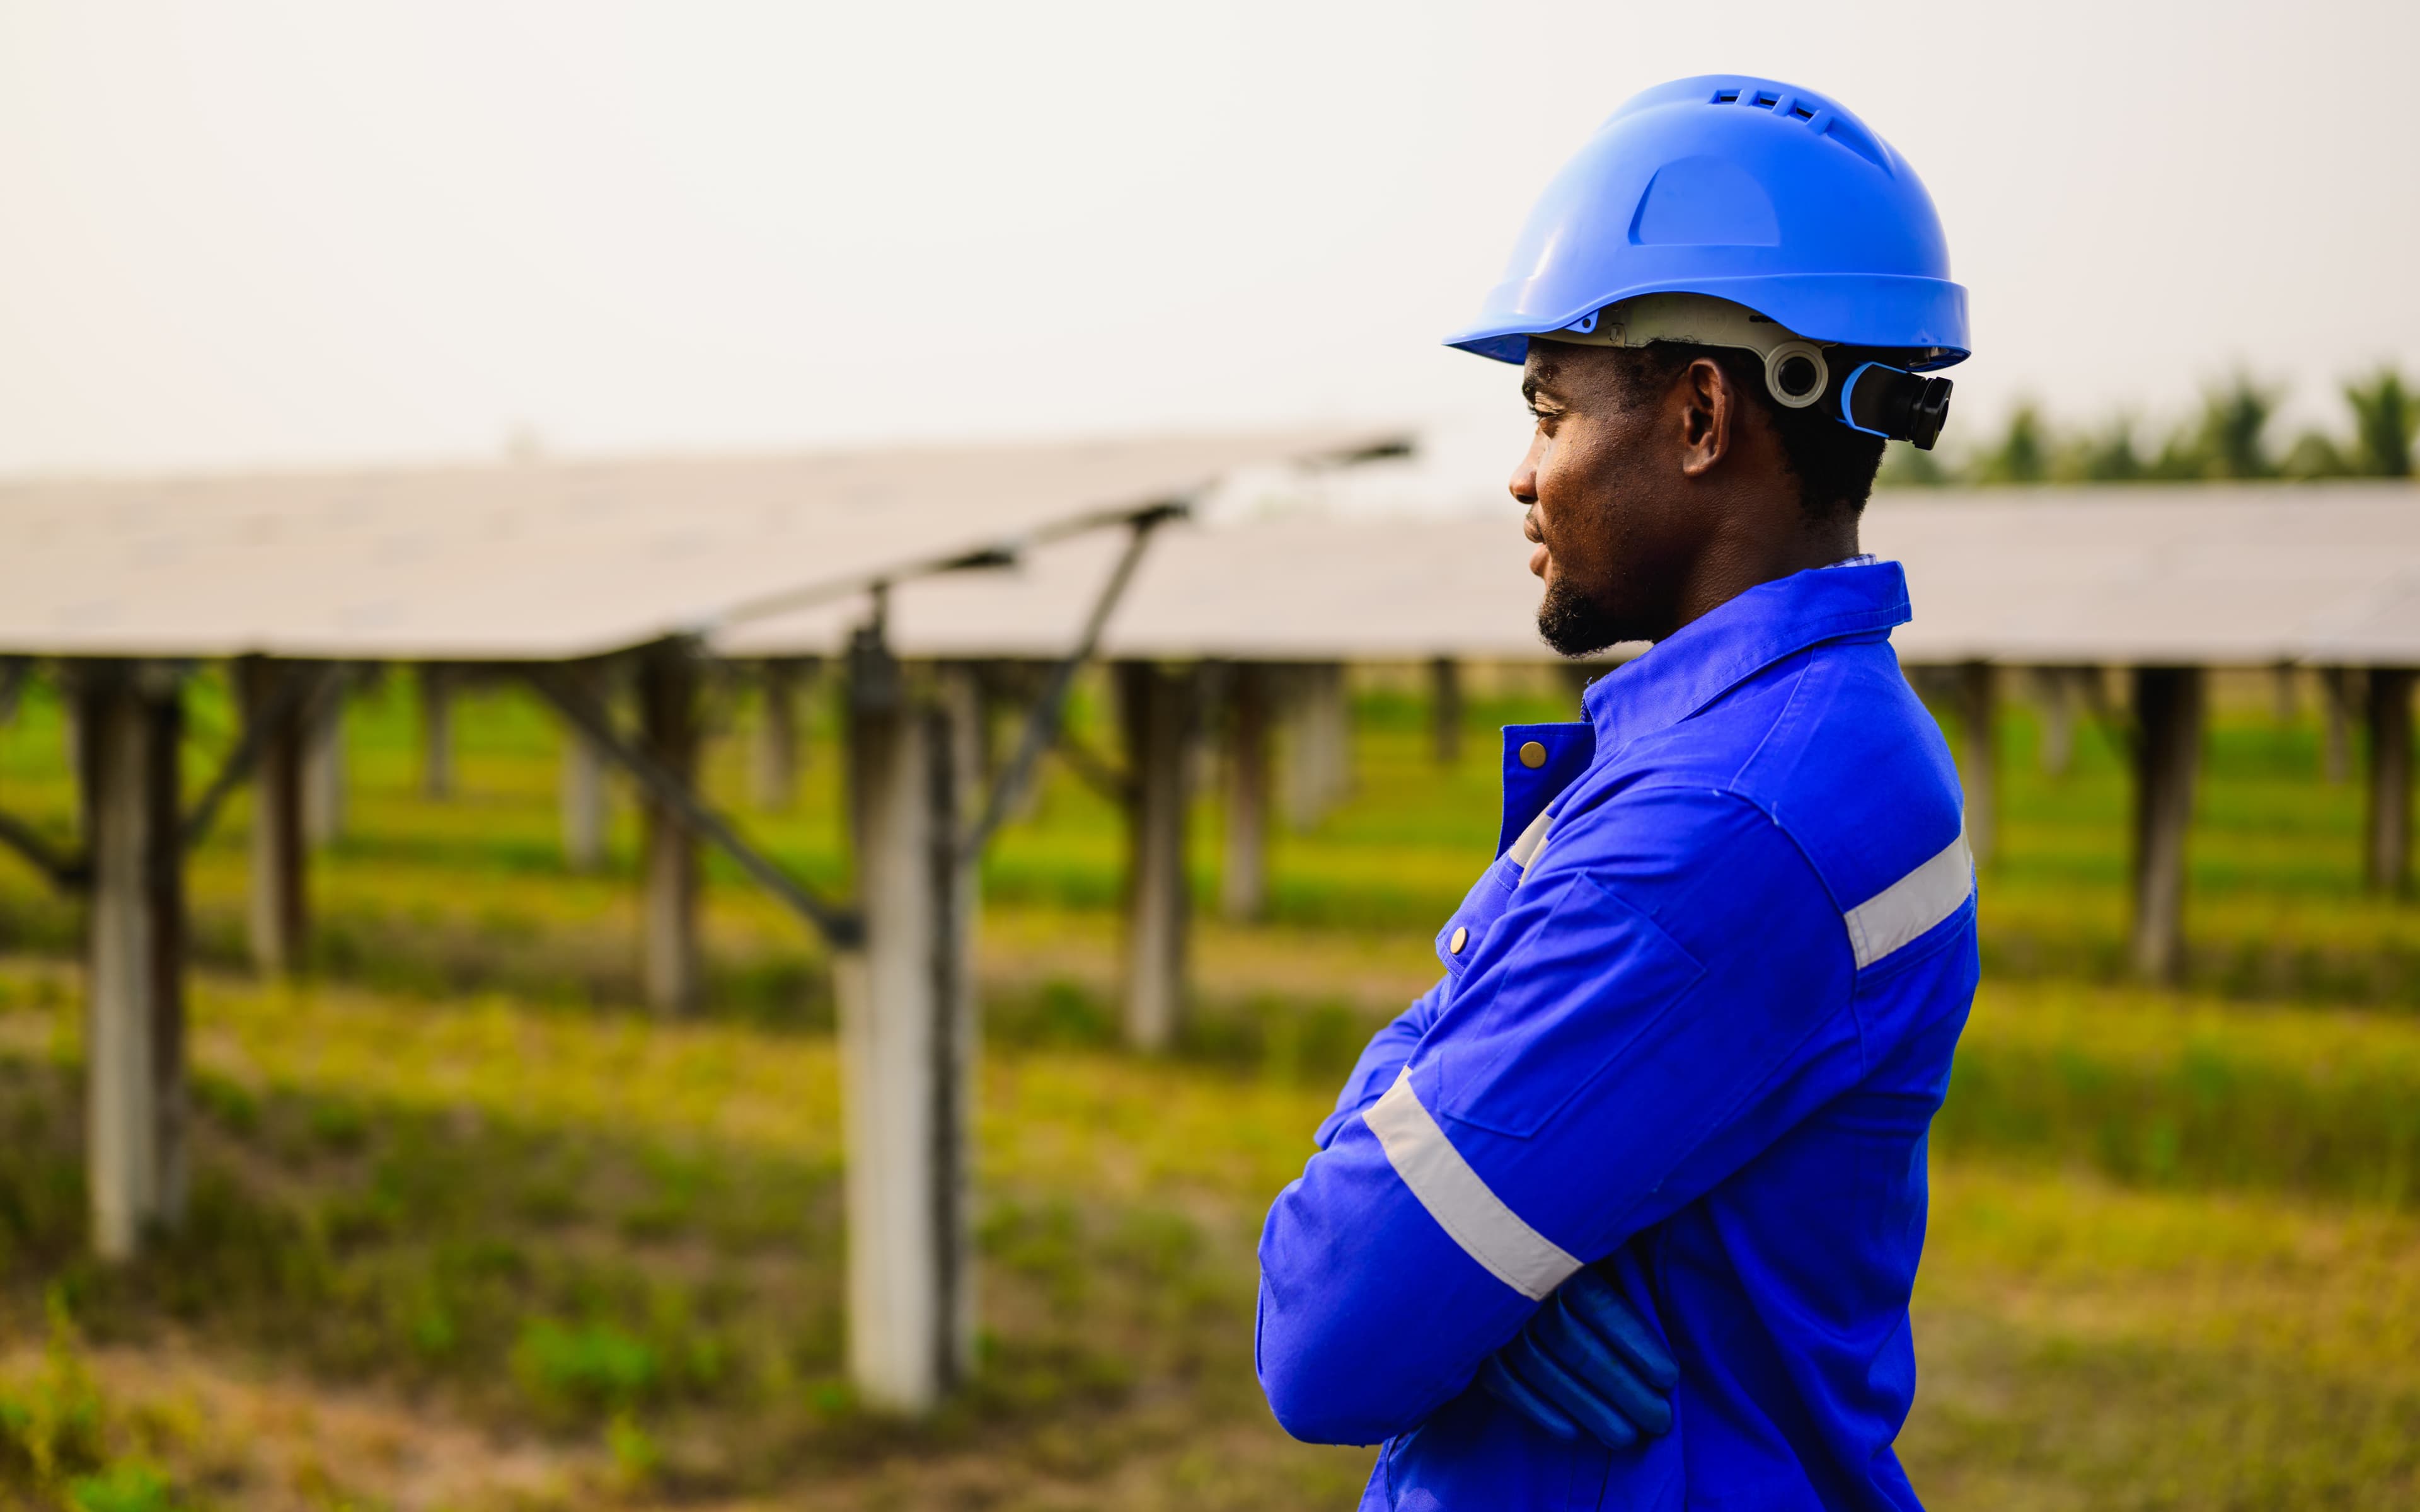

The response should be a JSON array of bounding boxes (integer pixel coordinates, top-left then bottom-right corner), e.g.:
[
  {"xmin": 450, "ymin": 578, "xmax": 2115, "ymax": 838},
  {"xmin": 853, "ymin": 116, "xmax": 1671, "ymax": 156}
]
[{"xmin": 1, "ymin": 666, "xmax": 2417, "ymax": 1509}]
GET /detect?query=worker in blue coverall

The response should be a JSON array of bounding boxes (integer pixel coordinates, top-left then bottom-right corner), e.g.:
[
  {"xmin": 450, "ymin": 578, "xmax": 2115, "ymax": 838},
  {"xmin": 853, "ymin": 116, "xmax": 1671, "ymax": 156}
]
[{"xmin": 1257, "ymin": 76, "xmax": 1977, "ymax": 1510}]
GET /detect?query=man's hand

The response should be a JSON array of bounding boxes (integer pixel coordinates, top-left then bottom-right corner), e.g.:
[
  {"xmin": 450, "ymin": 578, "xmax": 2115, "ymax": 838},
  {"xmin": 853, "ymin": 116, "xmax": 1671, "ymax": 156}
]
[{"xmin": 1477, "ymin": 1263, "xmax": 1678, "ymax": 1449}]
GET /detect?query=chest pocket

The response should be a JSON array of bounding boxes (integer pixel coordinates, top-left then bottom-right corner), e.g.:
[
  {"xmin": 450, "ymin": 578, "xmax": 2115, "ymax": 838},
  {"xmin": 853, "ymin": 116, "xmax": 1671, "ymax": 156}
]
[{"xmin": 1438, "ymin": 873, "xmax": 1706, "ymax": 1138}]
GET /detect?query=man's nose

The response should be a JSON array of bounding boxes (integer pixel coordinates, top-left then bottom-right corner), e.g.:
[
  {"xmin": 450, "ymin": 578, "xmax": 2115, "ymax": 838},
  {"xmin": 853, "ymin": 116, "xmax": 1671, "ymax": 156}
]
[
  {"xmin": 1509, "ymin": 459, "xmax": 1539, "ymax": 508},
  {"xmin": 1509, "ymin": 433, "xmax": 1545, "ymax": 507}
]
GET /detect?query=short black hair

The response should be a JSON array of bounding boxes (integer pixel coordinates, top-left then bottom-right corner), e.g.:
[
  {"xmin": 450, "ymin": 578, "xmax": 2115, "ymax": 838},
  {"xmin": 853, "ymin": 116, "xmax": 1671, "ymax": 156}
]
[{"xmin": 1611, "ymin": 342, "xmax": 1887, "ymax": 520}]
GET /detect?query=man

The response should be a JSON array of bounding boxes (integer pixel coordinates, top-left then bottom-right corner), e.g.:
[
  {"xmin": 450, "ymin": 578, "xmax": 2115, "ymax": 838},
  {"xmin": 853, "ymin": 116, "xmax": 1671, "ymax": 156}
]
[{"xmin": 1256, "ymin": 76, "xmax": 1976, "ymax": 1509}]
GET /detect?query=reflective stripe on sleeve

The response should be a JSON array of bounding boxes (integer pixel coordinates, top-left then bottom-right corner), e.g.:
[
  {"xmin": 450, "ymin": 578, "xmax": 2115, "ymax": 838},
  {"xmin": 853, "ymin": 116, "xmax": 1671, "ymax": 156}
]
[
  {"xmin": 1842, "ymin": 827, "xmax": 1974, "ymax": 969},
  {"xmin": 1364, "ymin": 1068, "xmax": 1581, "ymax": 1301}
]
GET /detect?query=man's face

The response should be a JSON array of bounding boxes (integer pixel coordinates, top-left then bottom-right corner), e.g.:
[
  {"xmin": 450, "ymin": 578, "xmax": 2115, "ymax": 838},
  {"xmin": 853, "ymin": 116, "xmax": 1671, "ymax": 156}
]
[{"xmin": 1512, "ymin": 344, "xmax": 1715, "ymax": 655}]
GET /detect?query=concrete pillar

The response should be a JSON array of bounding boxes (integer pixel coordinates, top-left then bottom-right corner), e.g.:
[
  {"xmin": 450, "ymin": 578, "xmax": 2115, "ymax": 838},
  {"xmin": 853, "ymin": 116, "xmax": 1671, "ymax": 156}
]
[
  {"xmin": 2323, "ymin": 667, "xmax": 2354, "ymax": 784},
  {"xmin": 2365, "ymin": 668, "xmax": 2415, "ymax": 895},
  {"xmin": 831, "ymin": 631, "xmax": 973, "ymax": 1411},
  {"xmin": 1118, "ymin": 661, "xmax": 1192, "ymax": 1051},
  {"xmin": 1318, "ymin": 663, "xmax": 1353, "ymax": 811},
  {"xmin": 1430, "ymin": 656, "xmax": 1463, "ymax": 766},
  {"xmin": 754, "ymin": 659, "xmax": 807, "ymax": 810},
  {"xmin": 933, "ymin": 662, "xmax": 984, "ymax": 1382},
  {"xmin": 1284, "ymin": 662, "xmax": 1351, "ymax": 830},
  {"xmin": 560, "ymin": 733, "xmax": 609, "ymax": 874},
  {"xmin": 419, "ymin": 664, "xmax": 455, "ymax": 799},
  {"xmin": 637, "ymin": 647, "xmax": 702, "ymax": 1016},
  {"xmin": 1222, "ymin": 663, "xmax": 1272, "ymax": 922},
  {"xmin": 77, "ymin": 662, "xmax": 186, "ymax": 1259},
  {"xmin": 2129, "ymin": 667, "xmax": 2204, "ymax": 983},
  {"xmin": 555, "ymin": 665, "xmax": 611, "ymax": 874},
  {"xmin": 1954, "ymin": 662, "xmax": 1998, "ymax": 869},
  {"xmin": 303, "ymin": 670, "xmax": 346, "ymax": 846},
  {"xmin": 2032, "ymin": 667, "xmax": 2078, "ymax": 778},
  {"xmin": 238, "ymin": 658, "xmax": 308, "ymax": 977}
]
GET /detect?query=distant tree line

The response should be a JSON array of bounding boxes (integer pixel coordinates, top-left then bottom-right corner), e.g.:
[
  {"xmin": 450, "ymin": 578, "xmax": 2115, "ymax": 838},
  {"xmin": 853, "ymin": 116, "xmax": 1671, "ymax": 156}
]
[{"xmin": 1880, "ymin": 368, "xmax": 2417, "ymax": 487}]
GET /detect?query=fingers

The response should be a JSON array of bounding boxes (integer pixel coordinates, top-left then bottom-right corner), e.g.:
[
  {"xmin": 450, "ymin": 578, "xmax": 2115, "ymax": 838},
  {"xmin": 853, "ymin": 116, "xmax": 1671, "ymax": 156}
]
[
  {"xmin": 1561, "ymin": 1270, "xmax": 1681, "ymax": 1390},
  {"xmin": 1477, "ymin": 1351, "xmax": 1584, "ymax": 1443},
  {"xmin": 1499, "ymin": 1334, "xmax": 1642, "ymax": 1451}
]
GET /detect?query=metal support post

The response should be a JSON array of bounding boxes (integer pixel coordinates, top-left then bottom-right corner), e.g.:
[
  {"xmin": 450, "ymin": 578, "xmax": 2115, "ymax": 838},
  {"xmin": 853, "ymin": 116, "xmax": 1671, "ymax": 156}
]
[
  {"xmin": 2129, "ymin": 667, "xmax": 2204, "ymax": 983},
  {"xmin": 238, "ymin": 657, "xmax": 308, "ymax": 976},
  {"xmin": 1118, "ymin": 661, "xmax": 1192, "ymax": 1051},
  {"xmin": 420, "ymin": 664, "xmax": 455, "ymax": 799},
  {"xmin": 76, "ymin": 661, "xmax": 187, "ymax": 1259},
  {"xmin": 832, "ymin": 629, "xmax": 972, "ymax": 1411},
  {"xmin": 1222, "ymin": 663, "xmax": 1272, "ymax": 922},
  {"xmin": 637, "ymin": 646, "xmax": 703, "ymax": 1016},
  {"xmin": 1954, "ymin": 661, "xmax": 1998, "ymax": 869},
  {"xmin": 2366, "ymin": 668, "xmax": 2414, "ymax": 895},
  {"xmin": 1430, "ymin": 656, "xmax": 1463, "ymax": 766}
]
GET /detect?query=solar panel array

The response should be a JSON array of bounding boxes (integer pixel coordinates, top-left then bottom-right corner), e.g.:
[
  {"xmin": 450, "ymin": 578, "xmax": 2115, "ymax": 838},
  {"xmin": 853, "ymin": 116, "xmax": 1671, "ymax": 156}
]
[
  {"xmin": 0, "ymin": 428, "xmax": 1392, "ymax": 661},
  {"xmin": 719, "ymin": 481, "xmax": 2420, "ymax": 668},
  {"xmin": 3, "ymin": 450, "xmax": 2412, "ymax": 668}
]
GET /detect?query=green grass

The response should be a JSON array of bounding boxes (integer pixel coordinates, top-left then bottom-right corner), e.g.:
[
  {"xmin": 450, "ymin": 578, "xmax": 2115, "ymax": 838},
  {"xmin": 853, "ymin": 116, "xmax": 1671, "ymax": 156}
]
[
  {"xmin": 1, "ymin": 665, "xmax": 2418, "ymax": 1506},
  {"xmin": 1, "ymin": 965, "xmax": 2415, "ymax": 1508}
]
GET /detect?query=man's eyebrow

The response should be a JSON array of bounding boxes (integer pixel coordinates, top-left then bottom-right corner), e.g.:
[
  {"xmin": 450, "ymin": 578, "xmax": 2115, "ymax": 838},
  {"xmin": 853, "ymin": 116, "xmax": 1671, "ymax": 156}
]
[{"xmin": 1523, "ymin": 369, "xmax": 1564, "ymax": 404}]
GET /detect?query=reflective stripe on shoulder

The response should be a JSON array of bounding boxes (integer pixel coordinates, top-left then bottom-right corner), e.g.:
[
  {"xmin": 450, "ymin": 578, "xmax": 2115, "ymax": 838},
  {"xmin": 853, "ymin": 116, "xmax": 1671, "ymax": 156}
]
[
  {"xmin": 1363, "ymin": 1068, "xmax": 1581, "ymax": 1300},
  {"xmin": 1841, "ymin": 827, "xmax": 1974, "ymax": 969},
  {"xmin": 1506, "ymin": 807, "xmax": 1553, "ymax": 878}
]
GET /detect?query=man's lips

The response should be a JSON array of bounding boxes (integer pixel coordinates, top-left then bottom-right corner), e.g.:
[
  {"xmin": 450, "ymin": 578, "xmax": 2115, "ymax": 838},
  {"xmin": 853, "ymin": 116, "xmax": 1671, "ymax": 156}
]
[{"xmin": 1524, "ymin": 508, "xmax": 1550, "ymax": 580}]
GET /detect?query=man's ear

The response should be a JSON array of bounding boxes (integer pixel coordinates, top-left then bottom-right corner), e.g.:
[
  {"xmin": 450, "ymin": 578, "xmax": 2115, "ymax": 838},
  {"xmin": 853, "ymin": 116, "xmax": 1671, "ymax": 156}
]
[{"xmin": 1677, "ymin": 356, "xmax": 1736, "ymax": 479}]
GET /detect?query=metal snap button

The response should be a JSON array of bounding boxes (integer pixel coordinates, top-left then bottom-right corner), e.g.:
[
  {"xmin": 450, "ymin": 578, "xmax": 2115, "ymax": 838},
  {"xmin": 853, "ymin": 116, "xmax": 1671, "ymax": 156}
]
[
  {"xmin": 1449, "ymin": 926, "xmax": 1470, "ymax": 954},
  {"xmin": 1518, "ymin": 740, "xmax": 1547, "ymax": 769}
]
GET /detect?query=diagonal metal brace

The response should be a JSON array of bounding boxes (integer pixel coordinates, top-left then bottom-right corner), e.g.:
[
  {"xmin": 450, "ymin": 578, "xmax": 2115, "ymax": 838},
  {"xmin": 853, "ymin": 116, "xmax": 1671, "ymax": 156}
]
[
  {"xmin": 0, "ymin": 808, "xmax": 84, "ymax": 891},
  {"xmin": 1051, "ymin": 730, "xmax": 1131, "ymax": 806},
  {"xmin": 523, "ymin": 658, "xmax": 863, "ymax": 949},
  {"xmin": 960, "ymin": 503, "xmax": 1178, "ymax": 861},
  {"xmin": 182, "ymin": 661, "xmax": 343, "ymax": 853}
]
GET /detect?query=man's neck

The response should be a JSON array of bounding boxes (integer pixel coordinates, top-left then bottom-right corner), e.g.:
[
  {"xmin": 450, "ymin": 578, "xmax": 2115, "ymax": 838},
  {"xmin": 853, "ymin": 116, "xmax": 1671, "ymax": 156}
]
[{"xmin": 1659, "ymin": 510, "xmax": 1859, "ymax": 638}]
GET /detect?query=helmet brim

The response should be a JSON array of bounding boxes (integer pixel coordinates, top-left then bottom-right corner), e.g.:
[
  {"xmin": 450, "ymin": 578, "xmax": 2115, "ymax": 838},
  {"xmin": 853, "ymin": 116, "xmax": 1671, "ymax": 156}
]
[{"xmin": 1446, "ymin": 272, "xmax": 1971, "ymax": 370}]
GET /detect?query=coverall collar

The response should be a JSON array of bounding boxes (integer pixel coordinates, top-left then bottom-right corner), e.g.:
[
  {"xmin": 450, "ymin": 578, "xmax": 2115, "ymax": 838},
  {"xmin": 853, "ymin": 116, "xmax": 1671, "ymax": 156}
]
[{"xmin": 1579, "ymin": 559, "xmax": 1913, "ymax": 755}]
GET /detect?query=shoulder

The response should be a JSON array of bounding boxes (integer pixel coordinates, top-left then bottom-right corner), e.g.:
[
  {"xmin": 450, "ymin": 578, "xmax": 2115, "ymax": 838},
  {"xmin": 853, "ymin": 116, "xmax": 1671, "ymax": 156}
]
[
  {"xmin": 1528, "ymin": 782, "xmax": 1845, "ymax": 982},
  {"xmin": 1557, "ymin": 638, "xmax": 1966, "ymax": 956}
]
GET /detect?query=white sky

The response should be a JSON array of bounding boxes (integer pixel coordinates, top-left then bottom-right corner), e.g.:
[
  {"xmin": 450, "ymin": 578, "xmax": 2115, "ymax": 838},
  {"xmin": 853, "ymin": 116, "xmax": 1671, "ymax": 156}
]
[{"xmin": 0, "ymin": 0, "xmax": 2412, "ymax": 487}]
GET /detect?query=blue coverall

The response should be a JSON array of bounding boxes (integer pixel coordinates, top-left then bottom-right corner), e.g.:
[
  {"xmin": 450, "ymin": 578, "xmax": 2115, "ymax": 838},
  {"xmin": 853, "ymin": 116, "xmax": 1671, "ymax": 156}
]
[{"xmin": 1257, "ymin": 561, "xmax": 1978, "ymax": 1510}]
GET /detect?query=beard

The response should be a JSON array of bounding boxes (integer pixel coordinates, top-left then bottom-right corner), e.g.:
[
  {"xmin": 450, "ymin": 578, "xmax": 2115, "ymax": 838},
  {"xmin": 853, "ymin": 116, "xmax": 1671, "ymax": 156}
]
[{"xmin": 1536, "ymin": 572, "xmax": 1628, "ymax": 658}]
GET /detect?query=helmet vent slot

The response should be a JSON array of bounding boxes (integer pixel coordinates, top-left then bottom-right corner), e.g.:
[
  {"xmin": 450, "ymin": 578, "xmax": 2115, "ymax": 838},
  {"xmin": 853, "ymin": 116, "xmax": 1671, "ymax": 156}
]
[
  {"xmin": 1751, "ymin": 90, "xmax": 1780, "ymax": 109},
  {"xmin": 1789, "ymin": 102, "xmax": 1817, "ymax": 121},
  {"xmin": 1710, "ymin": 88, "xmax": 1741, "ymax": 103},
  {"xmin": 1822, "ymin": 115, "xmax": 1888, "ymax": 171}
]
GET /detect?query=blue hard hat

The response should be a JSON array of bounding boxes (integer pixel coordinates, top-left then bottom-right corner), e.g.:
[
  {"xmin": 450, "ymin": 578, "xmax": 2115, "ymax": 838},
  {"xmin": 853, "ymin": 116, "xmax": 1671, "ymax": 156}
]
[{"xmin": 1446, "ymin": 76, "xmax": 1968, "ymax": 369}]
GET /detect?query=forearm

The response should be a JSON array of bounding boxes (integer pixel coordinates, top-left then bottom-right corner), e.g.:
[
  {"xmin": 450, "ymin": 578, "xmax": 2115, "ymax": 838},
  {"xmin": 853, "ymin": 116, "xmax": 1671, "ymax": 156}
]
[{"xmin": 1257, "ymin": 1125, "xmax": 1533, "ymax": 1443}]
